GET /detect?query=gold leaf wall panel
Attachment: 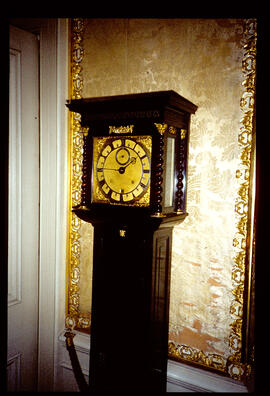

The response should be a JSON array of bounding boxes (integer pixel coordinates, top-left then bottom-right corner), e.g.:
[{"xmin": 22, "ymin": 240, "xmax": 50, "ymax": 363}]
[{"xmin": 66, "ymin": 18, "xmax": 255, "ymax": 382}]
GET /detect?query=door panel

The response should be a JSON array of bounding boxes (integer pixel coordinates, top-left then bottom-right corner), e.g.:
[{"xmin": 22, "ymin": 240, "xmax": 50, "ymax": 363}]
[{"xmin": 8, "ymin": 25, "xmax": 39, "ymax": 392}]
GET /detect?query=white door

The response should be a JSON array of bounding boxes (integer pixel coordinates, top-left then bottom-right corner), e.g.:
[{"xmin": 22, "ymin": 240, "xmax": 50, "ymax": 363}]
[{"xmin": 8, "ymin": 25, "xmax": 39, "ymax": 392}]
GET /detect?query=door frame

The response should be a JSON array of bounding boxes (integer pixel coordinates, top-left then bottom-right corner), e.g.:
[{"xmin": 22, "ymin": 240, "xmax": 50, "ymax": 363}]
[{"xmin": 38, "ymin": 18, "xmax": 69, "ymax": 391}]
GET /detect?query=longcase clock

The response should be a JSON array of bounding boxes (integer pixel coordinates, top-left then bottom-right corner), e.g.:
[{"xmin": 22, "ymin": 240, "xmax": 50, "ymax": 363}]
[{"xmin": 66, "ymin": 90, "xmax": 197, "ymax": 393}]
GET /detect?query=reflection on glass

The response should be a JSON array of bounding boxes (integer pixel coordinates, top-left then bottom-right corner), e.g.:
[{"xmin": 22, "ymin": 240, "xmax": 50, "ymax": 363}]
[{"xmin": 164, "ymin": 137, "xmax": 175, "ymax": 208}]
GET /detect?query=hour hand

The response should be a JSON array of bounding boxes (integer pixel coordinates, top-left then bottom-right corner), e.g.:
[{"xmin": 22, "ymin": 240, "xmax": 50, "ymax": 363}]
[
  {"xmin": 130, "ymin": 157, "xmax": 136, "ymax": 165},
  {"xmin": 124, "ymin": 157, "xmax": 136, "ymax": 168},
  {"xmin": 118, "ymin": 157, "xmax": 136, "ymax": 174}
]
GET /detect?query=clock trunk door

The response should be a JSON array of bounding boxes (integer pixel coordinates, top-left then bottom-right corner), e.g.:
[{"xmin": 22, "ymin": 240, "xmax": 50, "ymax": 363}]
[{"xmin": 89, "ymin": 222, "xmax": 154, "ymax": 392}]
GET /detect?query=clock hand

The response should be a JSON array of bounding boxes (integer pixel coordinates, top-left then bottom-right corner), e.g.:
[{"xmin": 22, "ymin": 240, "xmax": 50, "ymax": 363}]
[
  {"xmin": 124, "ymin": 157, "xmax": 136, "ymax": 168},
  {"xmin": 118, "ymin": 157, "xmax": 136, "ymax": 174},
  {"xmin": 103, "ymin": 158, "xmax": 137, "ymax": 174},
  {"xmin": 102, "ymin": 167, "xmax": 120, "ymax": 171}
]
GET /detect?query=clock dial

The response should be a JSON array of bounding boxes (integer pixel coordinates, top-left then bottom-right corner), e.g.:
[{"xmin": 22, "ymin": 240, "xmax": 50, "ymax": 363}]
[{"xmin": 93, "ymin": 136, "xmax": 152, "ymax": 206}]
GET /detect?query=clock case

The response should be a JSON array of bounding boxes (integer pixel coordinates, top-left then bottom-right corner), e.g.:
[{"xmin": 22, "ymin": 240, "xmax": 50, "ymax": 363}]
[
  {"xmin": 66, "ymin": 90, "xmax": 197, "ymax": 223},
  {"xmin": 66, "ymin": 91, "xmax": 197, "ymax": 392}
]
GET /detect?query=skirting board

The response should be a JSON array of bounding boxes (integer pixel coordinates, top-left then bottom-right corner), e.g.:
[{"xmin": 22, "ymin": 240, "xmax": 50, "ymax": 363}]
[
  {"xmin": 58, "ymin": 331, "xmax": 248, "ymax": 393},
  {"xmin": 167, "ymin": 360, "xmax": 248, "ymax": 393}
]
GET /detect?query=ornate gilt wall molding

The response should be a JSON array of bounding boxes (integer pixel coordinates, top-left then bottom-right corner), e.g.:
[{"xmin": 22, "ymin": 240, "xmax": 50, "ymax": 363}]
[
  {"xmin": 169, "ymin": 19, "xmax": 256, "ymax": 383},
  {"xmin": 66, "ymin": 18, "xmax": 90, "ymax": 330},
  {"xmin": 228, "ymin": 18, "xmax": 256, "ymax": 382},
  {"xmin": 66, "ymin": 18, "xmax": 256, "ymax": 383}
]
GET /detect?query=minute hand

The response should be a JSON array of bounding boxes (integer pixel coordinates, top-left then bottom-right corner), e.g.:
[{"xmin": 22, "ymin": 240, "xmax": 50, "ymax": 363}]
[{"xmin": 103, "ymin": 158, "xmax": 137, "ymax": 173}]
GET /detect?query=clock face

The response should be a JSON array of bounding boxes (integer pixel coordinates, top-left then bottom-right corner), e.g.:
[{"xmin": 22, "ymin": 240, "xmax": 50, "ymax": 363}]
[{"xmin": 92, "ymin": 136, "xmax": 152, "ymax": 206}]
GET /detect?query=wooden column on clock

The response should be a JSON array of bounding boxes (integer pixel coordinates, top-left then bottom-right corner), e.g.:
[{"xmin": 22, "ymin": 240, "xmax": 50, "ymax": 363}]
[{"xmin": 66, "ymin": 91, "xmax": 197, "ymax": 393}]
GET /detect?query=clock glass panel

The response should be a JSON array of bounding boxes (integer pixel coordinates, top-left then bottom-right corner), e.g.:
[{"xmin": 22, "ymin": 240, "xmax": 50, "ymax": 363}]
[
  {"xmin": 92, "ymin": 135, "xmax": 152, "ymax": 206},
  {"xmin": 164, "ymin": 136, "xmax": 175, "ymax": 208}
]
